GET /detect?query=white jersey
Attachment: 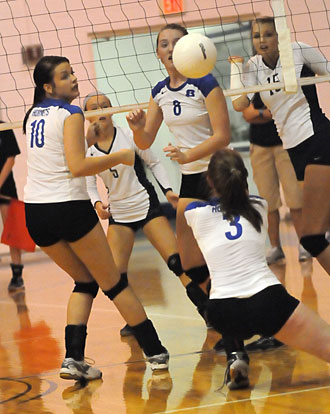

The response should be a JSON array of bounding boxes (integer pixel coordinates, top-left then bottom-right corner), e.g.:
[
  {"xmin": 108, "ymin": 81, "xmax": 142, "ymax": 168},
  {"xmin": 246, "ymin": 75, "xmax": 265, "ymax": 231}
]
[
  {"xmin": 24, "ymin": 98, "xmax": 89, "ymax": 203},
  {"xmin": 184, "ymin": 197, "xmax": 280, "ymax": 299},
  {"xmin": 152, "ymin": 74, "xmax": 219, "ymax": 175},
  {"xmin": 86, "ymin": 126, "xmax": 172, "ymax": 222},
  {"xmin": 243, "ymin": 42, "xmax": 330, "ymax": 149}
]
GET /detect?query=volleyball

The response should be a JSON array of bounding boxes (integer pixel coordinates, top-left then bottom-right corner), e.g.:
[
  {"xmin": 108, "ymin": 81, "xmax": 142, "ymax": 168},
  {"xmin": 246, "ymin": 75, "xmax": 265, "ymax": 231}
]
[{"xmin": 172, "ymin": 33, "xmax": 217, "ymax": 78}]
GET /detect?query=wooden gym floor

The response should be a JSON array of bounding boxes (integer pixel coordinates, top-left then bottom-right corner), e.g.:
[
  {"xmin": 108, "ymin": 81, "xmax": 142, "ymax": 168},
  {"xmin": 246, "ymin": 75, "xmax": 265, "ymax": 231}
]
[{"xmin": 0, "ymin": 218, "xmax": 329, "ymax": 414}]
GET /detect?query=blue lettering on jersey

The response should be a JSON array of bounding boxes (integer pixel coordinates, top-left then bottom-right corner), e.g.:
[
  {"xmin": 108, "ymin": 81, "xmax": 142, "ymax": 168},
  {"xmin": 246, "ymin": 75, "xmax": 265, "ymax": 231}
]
[
  {"xmin": 186, "ymin": 90, "xmax": 195, "ymax": 97},
  {"xmin": 212, "ymin": 205, "xmax": 221, "ymax": 213},
  {"xmin": 32, "ymin": 108, "xmax": 50, "ymax": 117},
  {"xmin": 173, "ymin": 100, "xmax": 181, "ymax": 116},
  {"xmin": 223, "ymin": 215, "xmax": 243, "ymax": 240},
  {"xmin": 30, "ymin": 119, "xmax": 45, "ymax": 148}
]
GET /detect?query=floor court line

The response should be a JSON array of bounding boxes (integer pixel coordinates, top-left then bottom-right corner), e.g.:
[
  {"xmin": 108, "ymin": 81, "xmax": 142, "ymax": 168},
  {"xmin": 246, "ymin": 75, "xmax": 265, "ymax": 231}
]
[{"xmin": 154, "ymin": 384, "xmax": 330, "ymax": 414}]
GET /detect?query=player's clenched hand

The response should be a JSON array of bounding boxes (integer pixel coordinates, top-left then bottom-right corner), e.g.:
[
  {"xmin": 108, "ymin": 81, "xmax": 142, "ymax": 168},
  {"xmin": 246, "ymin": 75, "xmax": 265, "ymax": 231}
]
[
  {"xmin": 95, "ymin": 201, "xmax": 111, "ymax": 220},
  {"xmin": 163, "ymin": 143, "xmax": 188, "ymax": 164},
  {"xmin": 228, "ymin": 56, "xmax": 244, "ymax": 64},
  {"xmin": 126, "ymin": 109, "xmax": 146, "ymax": 131}
]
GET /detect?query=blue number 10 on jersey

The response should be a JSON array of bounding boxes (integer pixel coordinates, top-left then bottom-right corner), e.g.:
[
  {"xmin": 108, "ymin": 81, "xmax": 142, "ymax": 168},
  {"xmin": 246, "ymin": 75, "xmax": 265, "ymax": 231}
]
[{"xmin": 30, "ymin": 119, "xmax": 45, "ymax": 148}]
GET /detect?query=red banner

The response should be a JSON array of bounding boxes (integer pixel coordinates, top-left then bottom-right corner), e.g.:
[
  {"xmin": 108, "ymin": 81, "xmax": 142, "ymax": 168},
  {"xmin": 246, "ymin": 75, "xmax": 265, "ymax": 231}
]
[{"xmin": 162, "ymin": 0, "xmax": 183, "ymax": 14}]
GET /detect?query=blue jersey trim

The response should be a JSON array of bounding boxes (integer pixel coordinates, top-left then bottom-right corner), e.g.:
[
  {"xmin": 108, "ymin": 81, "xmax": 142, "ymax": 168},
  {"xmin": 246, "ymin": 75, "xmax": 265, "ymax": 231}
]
[
  {"xmin": 152, "ymin": 78, "xmax": 169, "ymax": 98},
  {"xmin": 187, "ymin": 74, "xmax": 219, "ymax": 97},
  {"xmin": 185, "ymin": 200, "xmax": 208, "ymax": 212},
  {"xmin": 38, "ymin": 98, "xmax": 83, "ymax": 116},
  {"xmin": 185, "ymin": 197, "xmax": 220, "ymax": 212},
  {"xmin": 152, "ymin": 74, "xmax": 219, "ymax": 99},
  {"xmin": 249, "ymin": 195, "xmax": 264, "ymax": 201}
]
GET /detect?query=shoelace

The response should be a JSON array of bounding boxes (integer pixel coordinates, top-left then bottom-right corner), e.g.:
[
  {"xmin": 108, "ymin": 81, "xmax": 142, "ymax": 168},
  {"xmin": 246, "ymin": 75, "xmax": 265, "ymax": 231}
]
[
  {"xmin": 83, "ymin": 356, "xmax": 96, "ymax": 366},
  {"xmin": 215, "ymin": 364, "xmax": 230, "ymax": 392}
]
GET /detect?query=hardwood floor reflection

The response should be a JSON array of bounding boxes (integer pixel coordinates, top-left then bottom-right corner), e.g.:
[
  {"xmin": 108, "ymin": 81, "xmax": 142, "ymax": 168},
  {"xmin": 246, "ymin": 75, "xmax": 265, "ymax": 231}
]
[{"xmin": 0, "ymin": 219, "xmax": 329, "ymax": 413}]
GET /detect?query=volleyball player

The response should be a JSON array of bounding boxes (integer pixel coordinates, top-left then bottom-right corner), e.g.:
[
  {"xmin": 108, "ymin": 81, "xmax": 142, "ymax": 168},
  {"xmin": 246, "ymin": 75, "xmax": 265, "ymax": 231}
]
[
  {"xmin": 243, "ymin": 93, "xmax": 310, "ymax": 265},
  {"xmin": 230, "ymin": 17, "xmax": 330, "ymax": 275},
  {"xmin": 23, "ymin": 56, "xmax": 169, "ymax": 380},
  {"xmin": 0, "ymin": 123, "xmax": 24, "ymax": 291},
  {"xmin": 84, "ymin": 91, "xmax": 199, "ymax": 337},
  {"xmin": 184, "ymin": 148, "xmax": 330, "ymax": 390},
  {"xmin": 126, "ymin": 23, "xmax": 231, "ymax": 334}
]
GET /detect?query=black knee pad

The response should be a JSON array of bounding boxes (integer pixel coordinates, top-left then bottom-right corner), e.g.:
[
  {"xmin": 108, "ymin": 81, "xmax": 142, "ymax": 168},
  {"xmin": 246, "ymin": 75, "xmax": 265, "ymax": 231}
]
[
  {"xmin": 73, "ymin": 281, "xmax": 99, "ymax": 298},
  {"xmin": 167, "ymin": 253, "xmax": 183, "ymax": 276},
  {"xmin": 300, "ymin": 234, "xmax": 329, "ymax": 257},
  {"xmin": 185, "ymin": 265, "xmax": 209, "ymax": 284},
  {"xmin": 103, "ymin": 272, "xmax": 128, "ymax": 301}
]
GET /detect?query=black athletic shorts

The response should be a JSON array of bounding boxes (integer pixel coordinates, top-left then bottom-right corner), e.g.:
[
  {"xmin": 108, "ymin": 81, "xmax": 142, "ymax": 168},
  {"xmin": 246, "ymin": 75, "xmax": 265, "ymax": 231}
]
[
  {"xmin": 25, "ymin": 200, "xmax": 99, "ymax": 247},
  {"xmin": 109, "ymin": 202, "xmax": 165, "ymax": 233},
  {"xmin": 287, "ymin": 125, "xmax": 330, "ymax": 181},
  {"xmin": 179, "ymin": 172, "xmax": 211, "ymax": 199},
  {"xmin": 206, "ymin": 284, "xmax": 300, "ymax": 340}
]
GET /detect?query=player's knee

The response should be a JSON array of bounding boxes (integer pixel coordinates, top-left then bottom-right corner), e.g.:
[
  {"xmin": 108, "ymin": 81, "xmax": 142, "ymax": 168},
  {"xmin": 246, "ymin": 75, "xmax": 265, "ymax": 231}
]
[
  {"xmin": 167, "ymin": 253, "xmax": 183, "ymax": 276},
  {"xmin": 300, "ymin": 234, "xmax": 329, "ymax": 257},
  {"xmin": 73, "ymin": 280, "xmax": 99, "ymax": 298},
  {"xmin": 103, "ymin": 272, "xmax": 128, "ymax": 301},
  {"xmin": 185, "ymin": 265, "xmax": 209, "ymax": 284}
]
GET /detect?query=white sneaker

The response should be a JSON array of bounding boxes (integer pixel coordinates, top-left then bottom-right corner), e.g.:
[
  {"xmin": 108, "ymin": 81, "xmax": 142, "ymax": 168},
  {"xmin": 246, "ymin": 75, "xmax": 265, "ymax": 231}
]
[
  {"xmin": 60, "ymin": 358, "xmax": 102, "ymax": 381},
  {"xmin": 298, "ymin": 245, "xmax": 312, "ymax": 262},
  {"xmin": 146, "ymin": 351, "xmax": 169, "ymax": 371},
  {"xmin": 266, "ymin": 246, "xmax": 286, "ymax": 265}
]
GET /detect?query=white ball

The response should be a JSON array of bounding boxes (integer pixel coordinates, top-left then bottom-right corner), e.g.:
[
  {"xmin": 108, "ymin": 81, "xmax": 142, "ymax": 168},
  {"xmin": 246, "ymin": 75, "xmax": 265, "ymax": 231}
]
[{"xmin": 172, "ymin": 33, "xmax": 217, "ymax": 78}]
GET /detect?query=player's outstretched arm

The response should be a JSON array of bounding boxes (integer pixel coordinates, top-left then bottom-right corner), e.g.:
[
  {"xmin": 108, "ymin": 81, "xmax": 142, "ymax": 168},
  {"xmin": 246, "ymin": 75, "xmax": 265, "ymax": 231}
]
[{"xmin": 64, "ymin": 113, "xmax": 134, "ymax": 177}]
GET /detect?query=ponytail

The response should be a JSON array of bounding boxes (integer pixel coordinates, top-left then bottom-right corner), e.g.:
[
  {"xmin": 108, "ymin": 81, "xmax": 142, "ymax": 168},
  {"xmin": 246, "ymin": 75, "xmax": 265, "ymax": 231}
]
[
  {"xmin": 23, "ymin": 85, "xmax": 46, "ymax": 134},
  {"xmin": 208, "ymin": 149, "xmax": 263, "ymax": 232}
]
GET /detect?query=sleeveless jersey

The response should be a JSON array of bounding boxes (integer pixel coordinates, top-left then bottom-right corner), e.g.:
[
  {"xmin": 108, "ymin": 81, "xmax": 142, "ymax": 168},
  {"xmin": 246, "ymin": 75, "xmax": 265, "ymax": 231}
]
[
  {"xmin": 184, "ymin": 197, "xmax": 280, "ymax": 299},
  {"xmin": 24, "ymin": 98, "xmax": 89, "ymax": 203},
  {"xmin": 243, "ymin": 42, "xmax": 330, "ymax": 149},
  {"xmin": 86, "ymin": 126, "xmax": 172, "ymax": 222},
  {"xmin": 152, "ymin": 74, "xmax": 219, "ymax": 174}
]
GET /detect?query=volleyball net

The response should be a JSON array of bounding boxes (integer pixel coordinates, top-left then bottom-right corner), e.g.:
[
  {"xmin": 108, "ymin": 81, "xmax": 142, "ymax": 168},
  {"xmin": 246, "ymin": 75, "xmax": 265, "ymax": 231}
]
[{"xmin": 0, "ymin": 0, "xmax": 329, "ymax": 132}]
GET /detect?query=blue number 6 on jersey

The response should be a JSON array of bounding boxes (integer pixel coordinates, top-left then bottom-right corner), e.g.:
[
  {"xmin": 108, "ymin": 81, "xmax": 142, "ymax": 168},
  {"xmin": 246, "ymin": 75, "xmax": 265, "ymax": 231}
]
[{"xmin": 224, "ymin": 215, "xmax": 243, "ymax": 240}]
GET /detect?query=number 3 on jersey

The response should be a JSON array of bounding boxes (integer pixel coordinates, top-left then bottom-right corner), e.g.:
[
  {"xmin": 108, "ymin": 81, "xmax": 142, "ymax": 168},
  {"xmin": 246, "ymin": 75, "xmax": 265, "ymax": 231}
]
[
  {"xmin": 224, "ymin": 215, "xmax": 242, "ymax": 240},
  {"xmin": 30, "ymin": 119, "xmax": 45, "ymax": 148}
]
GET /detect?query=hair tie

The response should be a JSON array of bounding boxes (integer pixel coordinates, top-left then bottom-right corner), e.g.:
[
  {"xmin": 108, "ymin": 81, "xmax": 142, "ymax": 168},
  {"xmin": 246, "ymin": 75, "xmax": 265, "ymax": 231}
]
[{"xmin": 230, "ymin": 168, "xmax": 239, "ymax": 174}]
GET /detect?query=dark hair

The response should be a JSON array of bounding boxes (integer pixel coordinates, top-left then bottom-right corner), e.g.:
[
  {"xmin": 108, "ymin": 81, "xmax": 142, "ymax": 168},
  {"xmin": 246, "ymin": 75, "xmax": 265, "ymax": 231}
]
[
  {"xmin": 156, "ymin": 23, "xmax": 188, "ymax": 50},
  {"xmin": 23, "ymin": 56, "xmax": 69, "ymax": 134},
  {"xmin": 252, "ymin": 16, "xmax": 276, "ymax": 31},
  {"xmin": 207, "ymin": 148, "xmax": 263, "ymax": 232}
]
